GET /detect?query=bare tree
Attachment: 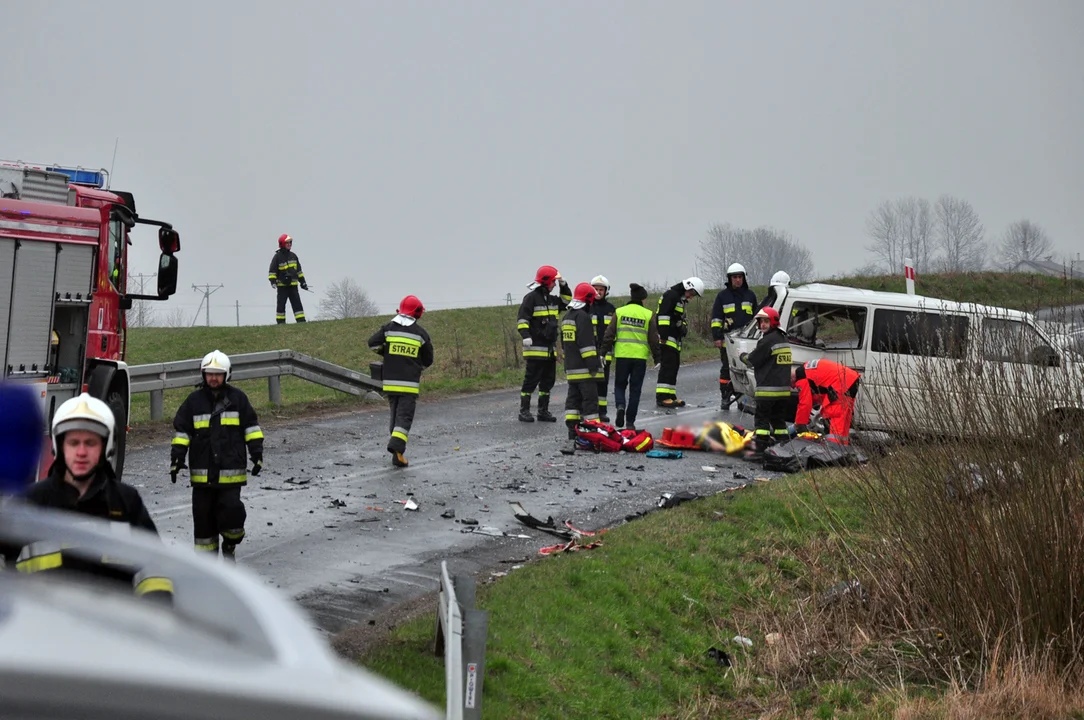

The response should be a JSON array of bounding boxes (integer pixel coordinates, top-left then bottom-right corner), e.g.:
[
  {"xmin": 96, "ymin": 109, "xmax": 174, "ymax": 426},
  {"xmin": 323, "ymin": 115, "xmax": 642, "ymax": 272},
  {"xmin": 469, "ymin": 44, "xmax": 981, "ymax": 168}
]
[
  {"xmin": 160, "ymin": 307, "xmax": 189, "ymax": 328},
  {"xmin": 934, "ymin": 195, "xmax": 985, "ymax": 272},
  {"xmin": 865, "ymin": 197, "xmax": 935, "ymax": 274},
  {"xmin": 318, "ymin": 277, "xmax": 379, "ymax": 320},
  {"xmin": 697, "ymin": 223, "xmax": 815, "ymax": 287},
  {"xmin": 124, "ymin": 272, "xmax": 157, "ymax": 328},
  {"xmin": 999, "ymin": 219, "xmax": 1054, "ymax": 268}
]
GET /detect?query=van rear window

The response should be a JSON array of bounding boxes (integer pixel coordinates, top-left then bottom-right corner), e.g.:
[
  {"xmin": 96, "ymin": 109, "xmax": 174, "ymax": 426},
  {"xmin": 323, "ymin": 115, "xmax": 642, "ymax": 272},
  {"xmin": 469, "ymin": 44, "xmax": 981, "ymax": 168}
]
[{"xmin": 871, "ymin": 309, "xmax": 969, "ymax": 359}]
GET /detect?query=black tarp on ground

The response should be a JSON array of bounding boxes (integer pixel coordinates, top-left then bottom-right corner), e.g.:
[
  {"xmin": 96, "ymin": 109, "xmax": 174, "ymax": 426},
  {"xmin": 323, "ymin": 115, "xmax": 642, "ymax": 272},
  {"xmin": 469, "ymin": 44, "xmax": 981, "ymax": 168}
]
[{"xmin": 763, "ymin": 438, "xmax": 868, "ymax": 473}]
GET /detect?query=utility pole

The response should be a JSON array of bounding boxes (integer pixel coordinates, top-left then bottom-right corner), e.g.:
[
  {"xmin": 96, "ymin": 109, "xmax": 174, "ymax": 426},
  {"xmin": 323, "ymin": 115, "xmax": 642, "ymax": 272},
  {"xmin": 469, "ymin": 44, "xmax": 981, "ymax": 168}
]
[
  {"xmin": 128, "ymin": 272, "xmax": 156, "ymax": 327},
  {"xmin": 236, "ymin": 300, "xmax": 240, "ymax": 327},
  {"xmin": 505, "ymin": 293, "xmax": 513, "ymax": 306},
  {"xmin": 191, "ymin": 283, "xmax": 224, "ymax": 327}
]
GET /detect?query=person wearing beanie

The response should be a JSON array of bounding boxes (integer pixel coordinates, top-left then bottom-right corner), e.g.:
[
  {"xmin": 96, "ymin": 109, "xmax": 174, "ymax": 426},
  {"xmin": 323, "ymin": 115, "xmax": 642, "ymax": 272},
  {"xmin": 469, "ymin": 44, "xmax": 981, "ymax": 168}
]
[{"xmin": 600, "ymin": 283, "xmax": 661, "ymax": 430}]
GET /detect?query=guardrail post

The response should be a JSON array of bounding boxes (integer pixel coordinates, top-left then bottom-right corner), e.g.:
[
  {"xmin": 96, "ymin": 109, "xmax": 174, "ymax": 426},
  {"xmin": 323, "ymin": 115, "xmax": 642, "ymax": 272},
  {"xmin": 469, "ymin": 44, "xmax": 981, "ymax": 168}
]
[
  {"xmin": 150, "ymin": 390, "xmax": 164, "ymax": 421},
  {"xmin": 268, "ymin": 375, "xmax": 282, "ymax": 405},
  {"xmin": 462, "ymin": 608, "xmax": 489, "ymax": 719}
]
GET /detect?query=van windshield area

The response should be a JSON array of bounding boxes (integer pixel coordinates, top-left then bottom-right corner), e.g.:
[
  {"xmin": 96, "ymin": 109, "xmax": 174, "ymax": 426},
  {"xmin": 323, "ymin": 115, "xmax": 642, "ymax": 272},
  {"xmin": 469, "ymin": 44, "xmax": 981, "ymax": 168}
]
[
  {"xmin": 981, "ymin": 318, "xmax": 1055, "ymax": 365},
  {"xmin": 787, "ymin": 303, "xmax": 867, "ymax": 349}
]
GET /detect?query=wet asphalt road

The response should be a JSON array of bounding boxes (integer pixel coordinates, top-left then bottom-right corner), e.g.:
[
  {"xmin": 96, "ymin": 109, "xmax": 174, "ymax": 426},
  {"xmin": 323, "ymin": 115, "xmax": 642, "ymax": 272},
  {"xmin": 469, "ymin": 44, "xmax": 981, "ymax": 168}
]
[{"xmin": 123, "ymin": 361, "xmax": 769, "ymax": 634}]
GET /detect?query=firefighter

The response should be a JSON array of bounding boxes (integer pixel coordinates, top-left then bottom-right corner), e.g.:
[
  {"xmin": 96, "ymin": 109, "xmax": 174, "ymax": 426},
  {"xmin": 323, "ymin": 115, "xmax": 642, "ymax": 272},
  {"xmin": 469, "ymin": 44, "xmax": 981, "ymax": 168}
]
[
  {"xmin": 367, "ymin": 295, "xmax": 435, "ymax": 468},
  {"xmin": 589, "ymin": 275, "xmax": 616, "ymax": 422},
  {"xmin": 601, "ymin": 283, "xmax": 660, "ymax": 431},
  {"xmin": 268, "ymin": 233, "xmax": 308, "ymax": 324},
  {"xmin": 739, "ymin": 307, "xmax": 793, "ymax": 459},
  {"xmin": 710, "ymin": 263, "xmax": 758, "ymax": 410},
  {"xmin": 757, "ymin": 270, "xmax": 791, "ymax": 312},
  {"xmin": 562, "ymin": 283, "xmax": 603, "ymax": 440},
  {"xmin": 22, "ymin": 393, "xmax": 157, "ymax": 534},
  {"xmin": 792, "ymin": 359, "xmax": 862, "ymax": 444},
  {"xmin": 170, "ymin": 350, "xmax": 263, "ymax": 561},
  {"xmin": 654, "ymin": 276, "xmax": 705, "ymax": 408},
  {"xmin": 516, "ymin": 265, "xmax": 572, "ymax": 423}
]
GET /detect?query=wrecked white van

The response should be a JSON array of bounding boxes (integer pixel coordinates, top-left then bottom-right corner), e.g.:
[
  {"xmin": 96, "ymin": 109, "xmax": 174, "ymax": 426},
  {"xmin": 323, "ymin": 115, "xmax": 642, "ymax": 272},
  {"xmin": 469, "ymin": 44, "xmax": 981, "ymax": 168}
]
[{"xmin": 724, "ymin": 283, "xmax": 1084, "ymax": 441}]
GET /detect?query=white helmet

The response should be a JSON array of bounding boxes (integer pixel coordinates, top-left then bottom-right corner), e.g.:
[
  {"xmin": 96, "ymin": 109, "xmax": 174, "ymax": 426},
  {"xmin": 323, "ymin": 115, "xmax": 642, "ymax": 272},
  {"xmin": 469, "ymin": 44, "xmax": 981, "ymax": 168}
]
[
  {"xmin": 770, "ymin": 270, "xmax": 791, "ymax": 287},
  {"xmin": 682, "ymin": 276, "xmax": 705, "ymax": 297},
  {"xmin": 51, "ymin": 393, "xmax": 116, "ymax": 459},
  {"xmin": 726, "ymin": 263, "xmax": 746, "ymax": 276},
  {"xmin": 200, "ymin": 349, "xmax": 232, "ymax": 382},
  {"xmin": 590, "ymin": 275, "xmax": 610, "ymax": 292}
]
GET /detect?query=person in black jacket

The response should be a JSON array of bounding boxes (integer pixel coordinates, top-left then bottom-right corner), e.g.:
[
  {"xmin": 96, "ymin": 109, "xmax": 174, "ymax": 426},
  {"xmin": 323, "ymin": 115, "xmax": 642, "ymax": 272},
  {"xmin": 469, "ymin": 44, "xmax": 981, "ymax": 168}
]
[
  {"xmin": 710, "ymin": 263, "xmax": 758, "ymax": 410},
  {"xmin": 22, "ymin": 393, "xmax": 157, "ymax": 534},
  {"xmin": 740, "ymin": 307, "xmax": 793, "ymax": 460},
  {"xmin": 589, "ymin": 275, "xmax": 616, "ymax": 422},
  {"xmin": 654, "ymin": 277, "xmax": 705, "ymax": 408},
  {"xmin": 368, "ymin": 295, "xmax": 435, "ymax": 468},
  {"xmin": 562, "ymin": 283, "xmax": 603, "ymax": 441},
  {"xmin": 170, "ymin": 350, "xmax": 264, "ymax": 560},
  {"xmin": 516, "ymin": 265, "xmax": 572, "ymax": 423},
  {"xmin": 268, "ymin": 233, "xmax": 308, "ymax": 324}
]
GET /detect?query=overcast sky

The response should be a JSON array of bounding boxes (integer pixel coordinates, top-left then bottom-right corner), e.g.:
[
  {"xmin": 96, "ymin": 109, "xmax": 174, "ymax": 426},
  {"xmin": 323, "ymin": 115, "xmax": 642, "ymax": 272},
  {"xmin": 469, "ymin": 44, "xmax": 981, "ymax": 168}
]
[{"xmin": 3, "ymin": 0, "xmax": 1081, "ymax": 324}]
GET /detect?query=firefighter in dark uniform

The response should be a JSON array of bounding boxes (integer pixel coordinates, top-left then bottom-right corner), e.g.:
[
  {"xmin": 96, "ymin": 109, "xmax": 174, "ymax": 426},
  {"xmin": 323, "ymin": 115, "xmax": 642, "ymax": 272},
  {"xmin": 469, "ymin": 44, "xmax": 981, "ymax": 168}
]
[
  {"xmin": 740, "ymin": 307, "xmax": 793, "ymax": 460},
  {"xmin": 170, "ymin": 350, "xmax": 264, "ymax": 561},
  {"xmin": 654, "ymin": 276, "xmax": 705, "ymax": 408},
  {"xmin": 562, "ymin": 283, "xmax": 603, "ymax": 440},
  {"xmin": 268, "ymin": 233, "xmax": 308, "ymax": 324},
  {"xmin": 22, "ymin": 393, "xmax": 157, "ymax": 534},
  {"xmin": 367, "ymin": 295, "xmax": 435, "ymax": 468},
  {"xmin": 517, "ymin": 265, "xmax": 572, "ymax": 423},
  {"xmin": 14, "ymin": 393, "xmax": 171, "ymax": 603},
  {"xmin": 589, "ymin": 275, "xmax": 616, "ymax": 423},
  {"xmin": 710, "ymin": 263, "xmax": 758, "ymax": 410}
]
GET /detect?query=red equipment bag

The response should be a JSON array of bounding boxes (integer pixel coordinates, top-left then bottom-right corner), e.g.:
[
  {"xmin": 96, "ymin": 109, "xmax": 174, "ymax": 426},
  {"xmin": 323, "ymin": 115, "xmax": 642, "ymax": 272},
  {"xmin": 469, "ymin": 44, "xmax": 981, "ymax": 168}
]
[
  {"xmin": 619, "ymin": 428, "xmax": 654, "ymax": 452},
  {"xmin": 573, "ymin": 420, "xmax": 624, "ymax": 453}
]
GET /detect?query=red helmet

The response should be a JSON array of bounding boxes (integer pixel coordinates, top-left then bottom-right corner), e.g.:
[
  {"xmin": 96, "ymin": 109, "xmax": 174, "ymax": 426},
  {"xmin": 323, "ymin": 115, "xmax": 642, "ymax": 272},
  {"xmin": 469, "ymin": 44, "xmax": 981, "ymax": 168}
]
[
  {"xmin": 398, "ymin": 294, "xmax": 425, "ymax": 319},
  {"xmin": 755, "ymin": 307, "xmax": 780, "ymax": 329},
  {"xmin": 573, "ymin": 282, "xmax": 597, "ymax": 304},
  {"xmin": 534, "ymin": 265, "xmax": 560, "ymax": 287},
  {"xmin": 278, "ymin": 233, "xmax": 293, "ymax": 249}
]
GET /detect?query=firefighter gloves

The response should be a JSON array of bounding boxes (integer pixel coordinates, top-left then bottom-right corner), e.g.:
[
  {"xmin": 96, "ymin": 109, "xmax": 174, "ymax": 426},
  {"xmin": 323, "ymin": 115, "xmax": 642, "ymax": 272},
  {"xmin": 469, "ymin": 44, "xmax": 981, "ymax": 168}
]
[
  {"xmin": 251, "ymin": 459, "xmax": 263, "ymax": 476},
  {"xmin": 169, "ymin": 462, "xmax": 184, "ymax": 484}
]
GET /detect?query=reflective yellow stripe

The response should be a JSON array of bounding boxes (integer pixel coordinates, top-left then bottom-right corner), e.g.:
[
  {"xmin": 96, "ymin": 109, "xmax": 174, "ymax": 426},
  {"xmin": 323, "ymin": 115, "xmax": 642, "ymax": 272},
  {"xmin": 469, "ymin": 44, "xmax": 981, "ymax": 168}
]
[
  {"xmin": 244, "ymin": 427, "xmax": 264, "ymax": 442},
  {"xmin": 220, "ymin": 418, "xmax": 240, "ymax": 426},
  {"xmin": 171, "ymin": 435, "xmax": 190, "ymax": 446},
  {"xmin": 17, "ymin": 552, "xmax": 63, "ymax": 573},
  {"xmin": 523, "ymin": 349, "xmax": 551, "ymax": 358},
  {"xmin": 218, "ymin": 474, "xmax": 247, "ymax": 484},
  {"xmin": 383, "ymin": 385, "xmax": 420, "ymax": 394},
  {"xmin": 135, "ymin": 577, "xmax": 175, "ymax": 597},
  {"xmin": 193, "ymin": 420, "xmax": 210, "ymax": 429},
  {"xmin": 392, "ymin": 431, "xmax": 408, "ymax": 442}
]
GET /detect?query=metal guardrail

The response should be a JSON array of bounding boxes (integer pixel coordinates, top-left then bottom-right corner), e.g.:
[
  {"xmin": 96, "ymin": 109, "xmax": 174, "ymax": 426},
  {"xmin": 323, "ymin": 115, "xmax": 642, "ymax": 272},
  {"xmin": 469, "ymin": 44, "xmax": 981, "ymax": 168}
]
[
  {"xmin": 434, "ymin": 561, "xmax": 489, "ymax": 720},
  {"xmin": 129, "ymin": 349, "xmax": 382, "ymax": 420}
]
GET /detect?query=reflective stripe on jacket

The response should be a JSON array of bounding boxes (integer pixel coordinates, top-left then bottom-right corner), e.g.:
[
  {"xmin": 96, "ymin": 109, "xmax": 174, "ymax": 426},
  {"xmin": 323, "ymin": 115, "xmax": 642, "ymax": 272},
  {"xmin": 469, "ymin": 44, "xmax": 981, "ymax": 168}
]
[
  {"xmin": 711, "ymin": 283, "xmax": 757, "ymax": 340},
  {"xmin": 655, "ymin": 283, "xmax": 687, "ymax": 351},
  {"xmin": 367, "ymin": 318, "xmax": 434, "ymax": 394},
  {"xmin": 171, "ymin": 385, "xmax": 263, "ymax": 486},
  {"xmin": 517, "ymin": 284, "xmax": 571, "ymax": 358},
  {"xmin": 561, "ymin": 307, "xmax": 602, "ymax": 382},
  {"xmin": 605, "ymin": 302, "xmax": 659, "ymax": 362},
  {"xmin": 268, "ymin": 249, "xmax": 305, "ymax": 286},
  {"xmin": 748, "ymin": 328, "xmax": 792, "ymax": 397}
]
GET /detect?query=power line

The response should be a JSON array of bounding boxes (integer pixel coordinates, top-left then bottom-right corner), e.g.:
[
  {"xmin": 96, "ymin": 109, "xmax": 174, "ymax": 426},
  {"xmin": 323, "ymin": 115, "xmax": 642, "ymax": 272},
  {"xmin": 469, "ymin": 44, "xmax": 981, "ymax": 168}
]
[{"xmin": 191, "ymin": 283, "xmax": 224, "ymax": 327}]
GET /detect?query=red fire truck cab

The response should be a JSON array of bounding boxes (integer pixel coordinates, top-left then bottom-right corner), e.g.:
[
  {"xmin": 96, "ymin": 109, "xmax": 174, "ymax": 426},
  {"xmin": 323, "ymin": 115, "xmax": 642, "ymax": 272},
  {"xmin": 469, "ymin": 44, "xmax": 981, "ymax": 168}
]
[{"xmin": 0, "ymin": 160, "xmax": 180, "ymax": 479}]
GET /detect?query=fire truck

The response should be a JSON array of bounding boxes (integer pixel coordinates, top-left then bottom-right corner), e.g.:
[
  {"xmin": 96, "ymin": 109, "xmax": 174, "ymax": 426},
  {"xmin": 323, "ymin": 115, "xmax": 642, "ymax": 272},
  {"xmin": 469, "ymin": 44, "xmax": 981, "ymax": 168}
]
[{"xmin": 0, "ymin": 160, "xmax": 180, "ymax": 479}]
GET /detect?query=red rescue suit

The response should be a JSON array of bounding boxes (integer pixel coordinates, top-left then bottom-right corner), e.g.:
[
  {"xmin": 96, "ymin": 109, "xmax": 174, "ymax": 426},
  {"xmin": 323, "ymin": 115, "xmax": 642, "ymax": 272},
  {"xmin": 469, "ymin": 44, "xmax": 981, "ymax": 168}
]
[{"xmin": 794, "ymin": 359, "xmax": 861, "ymax": 444}]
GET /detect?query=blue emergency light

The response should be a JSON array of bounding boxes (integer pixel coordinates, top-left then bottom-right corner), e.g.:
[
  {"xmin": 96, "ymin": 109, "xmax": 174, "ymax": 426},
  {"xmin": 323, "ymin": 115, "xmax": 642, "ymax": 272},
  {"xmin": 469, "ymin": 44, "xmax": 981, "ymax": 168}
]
[{"xmin": 47, "ymin": 165, "xmax": 108, "ymax": 189}]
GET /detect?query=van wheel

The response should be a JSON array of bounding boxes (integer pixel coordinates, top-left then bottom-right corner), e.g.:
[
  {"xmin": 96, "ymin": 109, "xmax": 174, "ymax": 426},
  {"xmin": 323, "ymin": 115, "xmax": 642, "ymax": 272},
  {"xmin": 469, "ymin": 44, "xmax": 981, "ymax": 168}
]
[
  {"xmin": 106, "ymin": 390, "xmax": 127, "ymax": 479},
  {"xmin": 1042, "ymin": 411, "xmax": 1084, "ymax": 455}
]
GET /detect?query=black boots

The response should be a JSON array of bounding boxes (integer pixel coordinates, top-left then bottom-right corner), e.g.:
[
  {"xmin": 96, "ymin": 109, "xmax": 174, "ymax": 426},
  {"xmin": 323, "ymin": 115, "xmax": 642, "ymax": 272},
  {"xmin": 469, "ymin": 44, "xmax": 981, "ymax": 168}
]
[
  {"xmin": 615, "ymin": 407, "xmax": 625, "ymax": 428},
  {"xmin": 536, "ymin": 395, "xmax": 557, "ymax": 423},
  {"xmin": 518, "ymin": 395, "xmax": 535, "ymax": 422}
]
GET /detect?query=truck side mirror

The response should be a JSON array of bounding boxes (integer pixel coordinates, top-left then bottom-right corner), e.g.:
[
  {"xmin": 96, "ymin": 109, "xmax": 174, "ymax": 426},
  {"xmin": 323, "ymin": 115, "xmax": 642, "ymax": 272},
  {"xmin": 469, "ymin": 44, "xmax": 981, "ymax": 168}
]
[
  {"xmin": 157, "ymin": 253, "xmax": 178, "ymax": 297},
  {"xmin": 159, "ymin": 228, "xmax": 181, "ymax": 255}
]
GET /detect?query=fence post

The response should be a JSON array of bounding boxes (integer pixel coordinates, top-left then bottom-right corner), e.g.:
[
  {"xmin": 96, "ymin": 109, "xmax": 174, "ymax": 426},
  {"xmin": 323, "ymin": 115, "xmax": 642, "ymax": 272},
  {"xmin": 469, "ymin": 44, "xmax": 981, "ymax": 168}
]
[
  {"xmin": 150, "ymin": 389, "xmax": 164, "ymax": 421},
  {"xmin": 462, "ymin": 609, "xmax": 489, "ymax": 719},
  {"xmin": 268, "ymin": 375, "xmax": 282, "ymax": 405}
]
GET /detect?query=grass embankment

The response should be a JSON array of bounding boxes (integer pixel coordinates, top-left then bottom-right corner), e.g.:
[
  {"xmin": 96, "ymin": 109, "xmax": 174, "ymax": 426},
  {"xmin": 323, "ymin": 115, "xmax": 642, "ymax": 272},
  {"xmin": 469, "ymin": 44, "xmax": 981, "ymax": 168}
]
[
  {"xmin": 359, "ymin": 463, "xmax": 1084, "ymax": 718},
  {"xmin": 124, "ymin": 272, "xmax": 1084, "ymax": 425}
]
